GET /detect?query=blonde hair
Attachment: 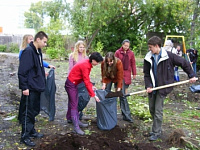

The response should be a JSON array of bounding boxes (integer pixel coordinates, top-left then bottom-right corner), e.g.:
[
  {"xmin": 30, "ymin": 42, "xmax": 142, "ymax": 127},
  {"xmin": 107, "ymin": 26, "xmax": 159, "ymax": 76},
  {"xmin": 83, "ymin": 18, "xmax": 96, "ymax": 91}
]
[
  {"xmin": 71, "ymin": 41, "xmax": 87, "ymax": 62},
  {"xmin": 20, "ymin": 34, "xmax": 33, "ymax": 50}
]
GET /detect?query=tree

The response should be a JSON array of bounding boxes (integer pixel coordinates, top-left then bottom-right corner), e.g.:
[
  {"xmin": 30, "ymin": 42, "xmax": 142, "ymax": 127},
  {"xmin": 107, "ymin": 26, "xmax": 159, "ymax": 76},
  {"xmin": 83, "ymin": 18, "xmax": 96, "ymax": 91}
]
[
  {"xmin": 24, "ymin": 1, "xmax": 47, "ymax": 30},
  {"xmin": 189, "ymin": 0, "xmax": 200, "ymax": 47},
  {"xmin": 24, "ymin": 0, "xmax": 70, "ymax": 59},
  {"xmin": 69, "ymin": 0, "xmax": 197, "ymax": 55}
]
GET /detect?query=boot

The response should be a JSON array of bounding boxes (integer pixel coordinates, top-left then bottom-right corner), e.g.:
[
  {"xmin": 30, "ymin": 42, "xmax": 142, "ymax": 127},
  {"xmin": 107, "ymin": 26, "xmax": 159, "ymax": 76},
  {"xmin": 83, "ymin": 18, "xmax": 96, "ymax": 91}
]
[
  {"xmin": 77, "ymin": 111, "xmax": 88, "ymax": 128},
  {"xmin": 79, "ymin": 120, "xmax": 88, "ymax": 128},
  {"xmin": 71, "ymin": 110, "xmax": 85, "ymax": 135}
]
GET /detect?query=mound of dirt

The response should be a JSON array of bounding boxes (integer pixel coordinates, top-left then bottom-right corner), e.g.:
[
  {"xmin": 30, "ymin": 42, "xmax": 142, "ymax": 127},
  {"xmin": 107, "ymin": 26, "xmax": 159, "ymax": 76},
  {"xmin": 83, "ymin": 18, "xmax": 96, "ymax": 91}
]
[{"xmin": 34, "ymin": 121, "xmax": 159, "ymax": 150}]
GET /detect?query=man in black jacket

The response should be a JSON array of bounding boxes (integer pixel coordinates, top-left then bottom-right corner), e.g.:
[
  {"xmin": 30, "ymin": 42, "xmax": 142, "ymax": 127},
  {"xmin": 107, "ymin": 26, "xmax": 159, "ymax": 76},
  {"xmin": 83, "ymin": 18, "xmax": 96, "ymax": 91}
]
[
  {"xmin": 186, "ymin": 48, "xmax": 198, "ymax": 75},
  {"xmin": 18, "ymin": 31, "xmax": 48, "ymax": 147},
  {"xmin": 143, "ymin": 36, "xmax": 197, "ymax": 141}
]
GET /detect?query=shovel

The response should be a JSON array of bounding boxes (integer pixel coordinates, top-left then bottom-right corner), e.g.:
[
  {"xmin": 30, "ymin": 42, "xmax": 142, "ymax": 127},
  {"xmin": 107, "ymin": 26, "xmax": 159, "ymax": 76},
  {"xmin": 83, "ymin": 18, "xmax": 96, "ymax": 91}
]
[{"xmin": 105, "ymin": 79, "xmax": 197, "ymax": 98}]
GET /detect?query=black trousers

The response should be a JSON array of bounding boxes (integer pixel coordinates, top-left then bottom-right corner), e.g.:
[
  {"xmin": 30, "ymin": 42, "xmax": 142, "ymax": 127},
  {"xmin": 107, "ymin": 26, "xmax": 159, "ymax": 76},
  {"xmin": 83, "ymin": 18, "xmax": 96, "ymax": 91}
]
[
  {"xmin": 20, "ymin": 91, "xmax": 41, "ymax": 139},
  {"xmin": 105, "ymin": 81, "xmax": 133, "ymax": 121}
]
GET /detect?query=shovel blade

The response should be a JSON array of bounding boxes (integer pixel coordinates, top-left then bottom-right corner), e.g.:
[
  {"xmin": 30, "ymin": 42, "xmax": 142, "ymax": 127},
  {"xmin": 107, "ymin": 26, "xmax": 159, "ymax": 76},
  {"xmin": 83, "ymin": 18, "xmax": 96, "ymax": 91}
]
[{"xmin": 105, "ymin": 91, "xmax": 123, "ymax": 98}]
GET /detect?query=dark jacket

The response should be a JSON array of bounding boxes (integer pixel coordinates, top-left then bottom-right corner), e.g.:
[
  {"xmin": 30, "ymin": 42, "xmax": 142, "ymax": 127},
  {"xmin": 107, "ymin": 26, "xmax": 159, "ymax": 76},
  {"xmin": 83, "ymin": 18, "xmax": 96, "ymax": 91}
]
[
  {"xmin": 186, "ymin": 49, "xmax": 198, "ymax": 63},
  {"xmin": 143, "ymin": 48, "xmax": 195, "ymax": 97},
  {"xmin": 18, "ymin": 42, "xmax": 45, "ymax": 92}
]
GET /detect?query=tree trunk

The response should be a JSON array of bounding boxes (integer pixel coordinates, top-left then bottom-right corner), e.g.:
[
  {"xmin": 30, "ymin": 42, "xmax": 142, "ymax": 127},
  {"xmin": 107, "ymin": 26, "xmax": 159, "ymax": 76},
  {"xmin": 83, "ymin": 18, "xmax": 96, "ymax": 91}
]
[{"xmin": 190, "ymin": 0, "xmax": 200, "ymax": 47}]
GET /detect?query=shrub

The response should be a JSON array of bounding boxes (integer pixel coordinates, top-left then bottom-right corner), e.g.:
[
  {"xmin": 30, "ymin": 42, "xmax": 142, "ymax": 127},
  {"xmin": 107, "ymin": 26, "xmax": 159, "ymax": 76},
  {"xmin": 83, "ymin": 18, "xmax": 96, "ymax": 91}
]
[
  {"xmin": 7, "ymin": 43, "xmax": 19, "ymax": 53},
  {"xmin": 0, "ymin": 45, "xmax": 7, "ymax": 52},
  {"xmin": 46, "ymin": 48, "xmax": 58, "ymax": 59}
]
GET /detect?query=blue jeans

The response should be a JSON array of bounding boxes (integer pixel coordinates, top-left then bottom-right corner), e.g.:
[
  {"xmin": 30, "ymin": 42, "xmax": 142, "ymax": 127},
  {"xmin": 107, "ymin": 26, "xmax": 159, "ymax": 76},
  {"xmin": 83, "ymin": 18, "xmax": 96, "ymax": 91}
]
[{"xmin": 192, "ymin": 62, "xmax": 196, "ymax": 75}]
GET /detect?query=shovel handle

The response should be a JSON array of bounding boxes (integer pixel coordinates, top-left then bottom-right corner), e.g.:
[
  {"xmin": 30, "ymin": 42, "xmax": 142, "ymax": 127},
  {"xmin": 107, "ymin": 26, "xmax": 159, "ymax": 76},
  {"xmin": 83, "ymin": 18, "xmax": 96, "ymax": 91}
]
[
  {"xmin": 187, "ymin": 53, "xmax": 193, "ymax": 70},
  {"xmin": 126, "ymin": 79, "xmax": 194, "ymax": 96}
]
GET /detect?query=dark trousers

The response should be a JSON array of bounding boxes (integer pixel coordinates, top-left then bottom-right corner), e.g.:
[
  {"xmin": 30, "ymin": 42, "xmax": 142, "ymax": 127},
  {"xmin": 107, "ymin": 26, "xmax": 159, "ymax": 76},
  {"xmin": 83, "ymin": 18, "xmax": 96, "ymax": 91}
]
[
  {"xmin": 20, "ymin": 91, "xmax": 41, "ymax": 139},
  {"xmin": 148, "ymin": 91, "xmax": 165, "ymax": 136},
  {"xmin": 106, "ymin": 80, "xmax": 133, "ymax": 121}
]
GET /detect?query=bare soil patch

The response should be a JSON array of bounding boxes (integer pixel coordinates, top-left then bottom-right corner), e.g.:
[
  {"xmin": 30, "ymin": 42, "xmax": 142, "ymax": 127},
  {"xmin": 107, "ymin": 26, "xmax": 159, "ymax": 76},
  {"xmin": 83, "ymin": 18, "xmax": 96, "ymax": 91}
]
[{"xmin": 0, "ymin": 53, "xmax": 199, "ymax": 150}]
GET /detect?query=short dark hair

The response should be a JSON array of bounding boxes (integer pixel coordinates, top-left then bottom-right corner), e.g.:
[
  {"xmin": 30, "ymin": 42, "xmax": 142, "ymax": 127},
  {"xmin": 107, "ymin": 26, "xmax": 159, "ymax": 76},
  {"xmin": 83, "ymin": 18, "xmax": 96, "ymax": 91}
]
[
  {"xmin": 89, "ymin": 52, "xmax": 103, "ymax": 63},
  {"xmin": 34, "ymin": 31, "xmax": 48, "ymax": 41},
  {"xmin": 122, "ymin": 39, "xmax": 130, "ymax": 45},
  {"xmin": 148, "ymin": 36, "xmax": 162, "ymax": 48}
]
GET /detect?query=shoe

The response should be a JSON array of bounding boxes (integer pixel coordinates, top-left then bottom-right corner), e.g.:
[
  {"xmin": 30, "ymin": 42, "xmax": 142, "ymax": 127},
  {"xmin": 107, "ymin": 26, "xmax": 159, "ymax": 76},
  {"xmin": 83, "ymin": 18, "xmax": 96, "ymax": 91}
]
[
  {"xmin": 79, "ymin": 111, "xmax": 83, "ymax": 120},
  {"xmin": 148, "ymin": 132, "xmax": 154, "ymax": 136},
  {"xmin": 123, "ymin": 118, "xmax": 134, "ymax": 123},
  {"xmin": 79, "ymin": 121, "xmax": 88, "ymax": 128},
  {"xmin": 148, "ymin": 134, "xmax": 161, "ymax": 141},
  {"xmin": 67, "ymin": 120, "xmax": 72, "ymax": 123},
  {"xmin": 30, "ymin": 132, "xmax": 44, "ymax": 138},
  {"xmin": 20, "ymin": 138, "xmax": 35, "ymax": 147}
]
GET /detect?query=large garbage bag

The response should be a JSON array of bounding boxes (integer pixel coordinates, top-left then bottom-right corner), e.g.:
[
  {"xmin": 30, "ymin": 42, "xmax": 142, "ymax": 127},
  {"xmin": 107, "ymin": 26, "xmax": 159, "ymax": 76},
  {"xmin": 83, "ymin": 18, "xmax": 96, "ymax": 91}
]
[
  {"xmin": 77, "ymin": 82, "xmax": 92, "ymax": 112},
  {"xmin": 40, "ymin": 68, "xmax": 56, "ymax": 121},
  {"xmin": 189, "ymin": 84, "xmax": 200, "ymax": 93},
  {"xmin": 96, "ymin": 89, "xmax": 117, "ymax": 130}
]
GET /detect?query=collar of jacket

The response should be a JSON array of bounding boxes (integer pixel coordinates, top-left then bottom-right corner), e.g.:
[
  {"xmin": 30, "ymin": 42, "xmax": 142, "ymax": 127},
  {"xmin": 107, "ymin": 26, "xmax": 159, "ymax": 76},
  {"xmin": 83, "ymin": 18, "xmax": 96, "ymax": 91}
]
[
  {"xmin": 119, "ymin": 47, "xmax": 130, "ymax": 54},
  {"xmin": 29, "ymin": 41, "xmax": 42, "ymax": 55},
  {"xmin": 144, "ymin": 48, "xmax": 169, "ymax": 65}
]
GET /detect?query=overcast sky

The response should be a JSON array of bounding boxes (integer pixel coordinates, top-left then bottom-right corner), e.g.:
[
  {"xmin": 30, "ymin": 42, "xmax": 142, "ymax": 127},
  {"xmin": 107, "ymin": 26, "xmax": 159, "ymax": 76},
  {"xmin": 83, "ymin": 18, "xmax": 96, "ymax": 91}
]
[{"xmin": 0, "ymin": 0, "xmax": 73, "ymax": 34}]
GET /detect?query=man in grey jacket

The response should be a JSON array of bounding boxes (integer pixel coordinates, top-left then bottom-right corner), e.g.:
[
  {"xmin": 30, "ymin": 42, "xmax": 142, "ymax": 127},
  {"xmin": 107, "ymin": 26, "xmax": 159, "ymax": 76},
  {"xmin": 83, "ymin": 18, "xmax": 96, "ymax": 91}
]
[{"xmin": 143, "ymin": 36, "xmax": 197, "ymax": 141}]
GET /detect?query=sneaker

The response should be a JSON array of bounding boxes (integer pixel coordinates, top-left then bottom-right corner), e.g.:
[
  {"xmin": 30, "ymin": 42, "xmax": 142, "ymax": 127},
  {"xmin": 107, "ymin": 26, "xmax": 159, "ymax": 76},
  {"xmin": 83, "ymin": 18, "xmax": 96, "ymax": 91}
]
[
  {"xmin": 20, "ymin": 138, "xmax": 35, "ymax": 147},
  {"xmin": 148, "ymin": 134, "xmax": 161, "ymax": 141}
]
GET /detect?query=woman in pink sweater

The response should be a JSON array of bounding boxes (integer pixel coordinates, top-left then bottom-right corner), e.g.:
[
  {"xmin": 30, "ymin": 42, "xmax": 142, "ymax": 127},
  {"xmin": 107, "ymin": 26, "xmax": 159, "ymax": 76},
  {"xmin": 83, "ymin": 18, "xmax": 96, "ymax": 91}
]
[{"xmin": 68, "ymin": 41, "xmax": 88, "ymax": 74}]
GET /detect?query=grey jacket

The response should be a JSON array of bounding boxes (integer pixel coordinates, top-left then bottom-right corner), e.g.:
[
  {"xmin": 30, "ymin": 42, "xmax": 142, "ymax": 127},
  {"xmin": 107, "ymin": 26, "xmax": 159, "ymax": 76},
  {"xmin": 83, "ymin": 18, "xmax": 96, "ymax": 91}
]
[{"xmin": 143, "ymin": 48, "xmax": 195, "ymax": 97}]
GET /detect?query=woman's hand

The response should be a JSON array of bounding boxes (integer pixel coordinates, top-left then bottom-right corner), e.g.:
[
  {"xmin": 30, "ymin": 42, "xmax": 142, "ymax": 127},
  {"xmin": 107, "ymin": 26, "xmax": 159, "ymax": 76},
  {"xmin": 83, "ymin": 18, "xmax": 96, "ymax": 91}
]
[
  {"xmin": 48, "ymin": 65, "xmax": 56, "ymax": 69},
  {"xmin": 92, "ymin": 86, "xmax": 97, "ymax": 91},
  {"xmin": 94, "ymin": 96, "xmax": 100, "ymax": 102},
  {"xmin": 117, "ymin": 88, "xmax": 121, "ymax": 91},
  {"xmin": 102, "ymin": 83, "xmax": 106, "ymax": 90}
]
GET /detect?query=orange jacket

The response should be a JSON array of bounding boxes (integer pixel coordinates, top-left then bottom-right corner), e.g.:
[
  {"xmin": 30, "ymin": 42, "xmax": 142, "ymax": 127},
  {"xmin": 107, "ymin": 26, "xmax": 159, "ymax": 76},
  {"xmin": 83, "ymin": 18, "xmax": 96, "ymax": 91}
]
[{"xmin": 101, "ymin": 59, "xmax": 123, "ymax": 88}]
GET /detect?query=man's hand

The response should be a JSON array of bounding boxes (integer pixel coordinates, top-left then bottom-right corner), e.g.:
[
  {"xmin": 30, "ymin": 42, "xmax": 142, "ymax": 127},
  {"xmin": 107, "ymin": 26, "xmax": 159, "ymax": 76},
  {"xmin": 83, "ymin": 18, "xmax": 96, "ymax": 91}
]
[
  {"xmin": 45, "ymin": 72, "xmax": 49, "ymax": 77},
  {"xmin": 146, "ymin": 87, "xmax": 153, "ymax": 93},
  {"xmin": 23, "ymin": 89, "xmax": 29, "ymax": 96},
  {"xmin": 189, "ymin": 77, "xmax": 198, "ymax": 83}
]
